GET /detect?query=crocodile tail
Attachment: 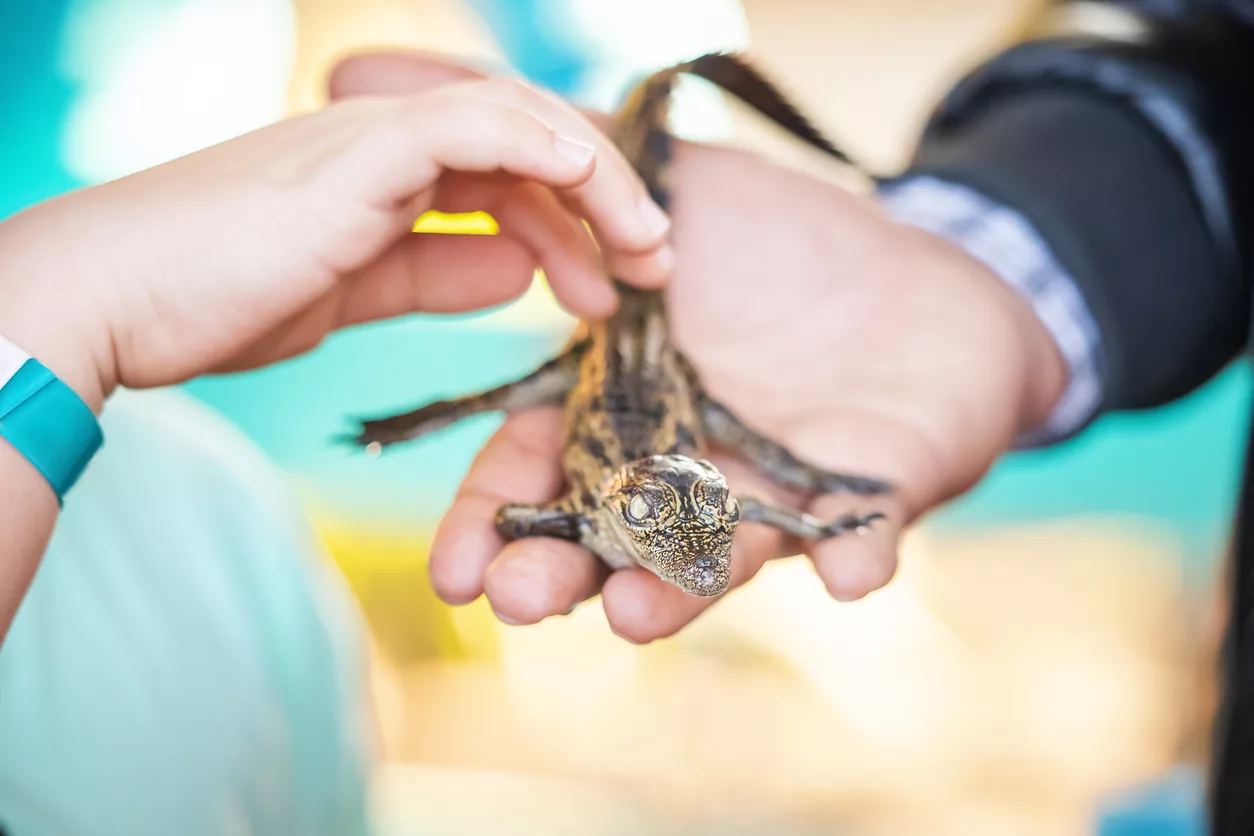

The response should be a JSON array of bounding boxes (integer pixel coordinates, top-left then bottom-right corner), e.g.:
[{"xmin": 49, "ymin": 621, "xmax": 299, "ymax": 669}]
[
  {"xmin": 606, "ymin": 52, "xmax": 865, "ymax": 297},
  {"xmin": 679, "ymin": 51, "xmax": 866, "ymax": 172},
  {"xmin": 610, "ymin": 64, "xmax": 684, "ymax": 212},
  {"xmin": 611, "ymin": 51, "xmax": 868, "ymax": 214}
]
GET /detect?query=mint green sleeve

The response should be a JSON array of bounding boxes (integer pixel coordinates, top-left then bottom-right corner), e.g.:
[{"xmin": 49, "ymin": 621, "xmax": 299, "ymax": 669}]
[{"xmin": 0, "ymin": 388, "xmax": 374, "ymax": 836}]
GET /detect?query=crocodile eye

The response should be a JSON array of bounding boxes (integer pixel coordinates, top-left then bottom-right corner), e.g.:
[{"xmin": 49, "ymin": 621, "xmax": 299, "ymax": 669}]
[{"xmin": 626, "ymin": 493, "xmax": 653, "ymax": 524}]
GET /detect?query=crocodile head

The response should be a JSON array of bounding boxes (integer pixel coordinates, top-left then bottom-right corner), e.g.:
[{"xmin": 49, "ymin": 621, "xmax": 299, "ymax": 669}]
[{"xmin": 602, "ymin": 454, "xmax": 739, "ymax": 597}]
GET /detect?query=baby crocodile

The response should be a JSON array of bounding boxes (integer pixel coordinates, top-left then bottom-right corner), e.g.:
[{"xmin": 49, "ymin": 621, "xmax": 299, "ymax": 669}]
[{"xmin": 348, "ymin": 52, "xmax": 894, "ymax": 598}]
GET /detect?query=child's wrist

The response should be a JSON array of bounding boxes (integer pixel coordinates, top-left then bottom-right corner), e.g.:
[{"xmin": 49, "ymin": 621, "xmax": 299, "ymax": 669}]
[
  {"xmin": 0, "ymin": 301, "xmax": 112, "ymax": 415},
  {"xmin": 0, "ymin": 208, "xmax": 115, "ymax": 415}
]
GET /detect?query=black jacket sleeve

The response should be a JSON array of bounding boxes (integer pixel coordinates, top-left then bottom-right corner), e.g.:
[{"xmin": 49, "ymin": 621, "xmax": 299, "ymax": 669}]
[
  {"xmin": 895, "ymin": 0, "xmax": 1254, "ymax": 413},
  {"xmin": 895, "ymin": 6, "xmax": 1254, "ymax": 833}
]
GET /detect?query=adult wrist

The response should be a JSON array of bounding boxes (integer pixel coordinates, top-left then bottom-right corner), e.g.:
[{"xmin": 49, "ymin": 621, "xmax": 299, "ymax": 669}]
[
  {"xmin": 899, "ymin": 88, "xmax": 1242, "ymax": 412},
  {"xmin": 878, "ymin": 174, "xmax": 1105, "ymax": 447}
]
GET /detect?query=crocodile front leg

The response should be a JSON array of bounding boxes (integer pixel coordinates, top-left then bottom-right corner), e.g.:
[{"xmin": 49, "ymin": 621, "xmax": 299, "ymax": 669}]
[
  {"xmin": 346, "ymin": 340, "xmax": 587, "ymax": 448},
  {"xmin": 494, "ymin": 499, "xmax": 589, "ymax": 542},
  {"xmin": 700, "ymin": 397, "xmax": 892, "ymax": 497},
  {"xmin": 738, "ymin": 496, "xmax": 884, "ymax": 540}
]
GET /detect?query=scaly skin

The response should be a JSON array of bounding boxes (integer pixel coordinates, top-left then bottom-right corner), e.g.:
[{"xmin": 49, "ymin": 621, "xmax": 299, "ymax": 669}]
[{"xmin": 350, "ymin": 52, "xmax": 893, "ymax": 598}]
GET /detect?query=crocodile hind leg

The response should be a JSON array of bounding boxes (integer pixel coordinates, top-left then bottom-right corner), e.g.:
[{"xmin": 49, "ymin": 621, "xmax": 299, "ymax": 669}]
[
  {"xmin": 494, "ymin": 499, "xmax": 588, "ymax": 542},
  {"xmin": 738, "ymin": 497, "xmax": 884, "ymax": 539},
  {"xmin": 700, "ymin": 397, "xmax": 892, "ymax": 497},
  {"xmin": 346, "ymin": 340, "xmax": 586, "ymax": 448}
]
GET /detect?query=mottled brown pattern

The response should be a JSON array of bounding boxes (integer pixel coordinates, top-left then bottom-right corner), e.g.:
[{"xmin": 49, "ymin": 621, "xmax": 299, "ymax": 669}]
[{"xmin": 348, "ymin": 53, "xmax": 894, "ymax": 599}]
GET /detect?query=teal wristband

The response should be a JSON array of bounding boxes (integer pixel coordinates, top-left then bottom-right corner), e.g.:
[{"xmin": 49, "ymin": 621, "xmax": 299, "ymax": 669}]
[{"xmin": 0, "ymin": 343, "xmax": 103, "ymax": 505}]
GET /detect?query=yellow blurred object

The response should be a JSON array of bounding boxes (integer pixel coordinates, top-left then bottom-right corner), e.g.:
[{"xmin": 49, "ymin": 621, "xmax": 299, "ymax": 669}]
[
  {"xmin": 407, "ymin": 209, "xmax": 575, "ymax": 332},
  {"xmin": 412, "ymin": 210, "xmax": 500, "ymax": 235},
  {"xmin": 312, "ymin": 515, "xmax": 501, "ymax": 666}
]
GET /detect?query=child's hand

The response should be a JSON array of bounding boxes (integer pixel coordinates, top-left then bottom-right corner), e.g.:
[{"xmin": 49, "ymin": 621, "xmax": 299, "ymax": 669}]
[{"xmin": 0, "ymin": 78, "xmax": 673, "ymax": 412}]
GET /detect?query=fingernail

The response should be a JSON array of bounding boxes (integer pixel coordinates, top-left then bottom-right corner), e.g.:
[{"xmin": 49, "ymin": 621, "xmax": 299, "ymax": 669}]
[
  {"xmin": 493, "ymin": 610, "xmax": 523, "ymax": 626},
  {"xmin": 554, "ymin": 134, "xmax": 596, "ymax": 167},
  {"xmin": 638, "ymin": 195, "xmax": 671, "ymax": 239}
]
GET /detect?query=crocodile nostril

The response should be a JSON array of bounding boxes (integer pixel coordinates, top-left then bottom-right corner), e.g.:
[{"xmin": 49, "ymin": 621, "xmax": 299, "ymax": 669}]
[{"xmin": 692, "ymin": 557, "xmax": 719, "ymax": 589}]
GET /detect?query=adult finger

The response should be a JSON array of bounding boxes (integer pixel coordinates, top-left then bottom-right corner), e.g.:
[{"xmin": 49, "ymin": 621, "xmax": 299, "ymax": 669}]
[
  {"xmin": 784, "ymin": 415, "xmax": 944, "ymax": 603},
  {"xmin": 428, "ymin": 408, "xmax": 579, "ymax": 605},
  {"xmin": 482, "ymin": 539, "xmax": 608, "ymax": 625},
  {"xmin": 804, "ymin": 492, "xmax": 910, "ymax": 602},
  {"xmin": 598, "ymin": 456, "xmax": 790, "ymax": 643},
  {"xmin": 600, "ymin": 516, "xmax": 784, "ymax": 643}
]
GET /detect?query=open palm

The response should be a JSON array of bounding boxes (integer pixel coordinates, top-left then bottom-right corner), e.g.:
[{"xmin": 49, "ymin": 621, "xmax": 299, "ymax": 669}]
[{"xmin": 329, "ymin": 51, "xmax": 1067, "ymax": 642}]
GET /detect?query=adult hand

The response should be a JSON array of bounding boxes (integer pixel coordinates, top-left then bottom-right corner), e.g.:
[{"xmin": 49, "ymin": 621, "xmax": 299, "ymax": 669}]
[{"xmin": 328, "ymin": 50, "xmax": 1068, "ymax": 642}]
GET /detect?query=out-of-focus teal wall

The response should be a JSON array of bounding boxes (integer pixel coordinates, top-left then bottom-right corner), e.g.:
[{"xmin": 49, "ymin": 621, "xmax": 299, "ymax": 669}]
[
  {"xmin": 3, "ymin": 0, "xmax": 1249, "ymax": 581},
  {"xmin": 1, "ymin": 3, "xmax": 81, "ymax": 216}
]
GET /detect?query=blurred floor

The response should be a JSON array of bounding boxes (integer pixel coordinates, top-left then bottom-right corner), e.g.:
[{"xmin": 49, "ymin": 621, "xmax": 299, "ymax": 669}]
[{"xmin": 352, "ymin": 522, "xmax": 1205, "ymax": 836}]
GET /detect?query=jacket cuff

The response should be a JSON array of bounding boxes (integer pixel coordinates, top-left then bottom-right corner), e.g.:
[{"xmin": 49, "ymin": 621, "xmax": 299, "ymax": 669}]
[
  {"xmin": 890, "ymin": 87, "xmax": 1240, "ymax": 413},
  {"xmin": 878, "ymin": 174, "xmax": 1104, "ymax": 446}
]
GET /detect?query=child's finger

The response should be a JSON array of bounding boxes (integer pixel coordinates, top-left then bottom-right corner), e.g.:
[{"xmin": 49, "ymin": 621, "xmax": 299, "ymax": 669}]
[
  {"xmin": 318, "ymin": 93, "xmax": 595, "ymax": 213},
  {"xmin": 434, "ymin": 79, "xmax": 673, "ymax": 274},
  {"xmin": 328, "ymin": 61, "xmax": 672, "ymax": 289},
  {"xmin": 330, "ymin": 89, "xmax": 672, "ymax": 291},
  {"xmin": 333, "ymin": 92, "xmax": 667, "ymax": 273},
  {"xmin": 387, "ymin": 93, "xmax": 604, "ymax": 192},
  {"xmin": 338, "ymin": 233, "xmax": 538, "ymax": 323},
  {"xmin": 340, "ymin": 196, "xmax": 616, "ymax": 322},
  {"xmin": 438, "ymin": 80, "xmax": 682, "ymax": 288},
  {"xmin": 432, "ymin": 175, "xmax": 617, "ymax": 317},
  {"xmin": 429, "ymin": 408, "xmax": 569, "ymax": 606},
  {"xmin": 328, "ymin": 49, "xmax": 619, "ymax": 133},
  {"xmin": 212, "ymin": 233, "xmax": 538, "ymax": 371},
  {"xmin": 479, "ymin": 189, "xmax": 618, "ymax": 317}
]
